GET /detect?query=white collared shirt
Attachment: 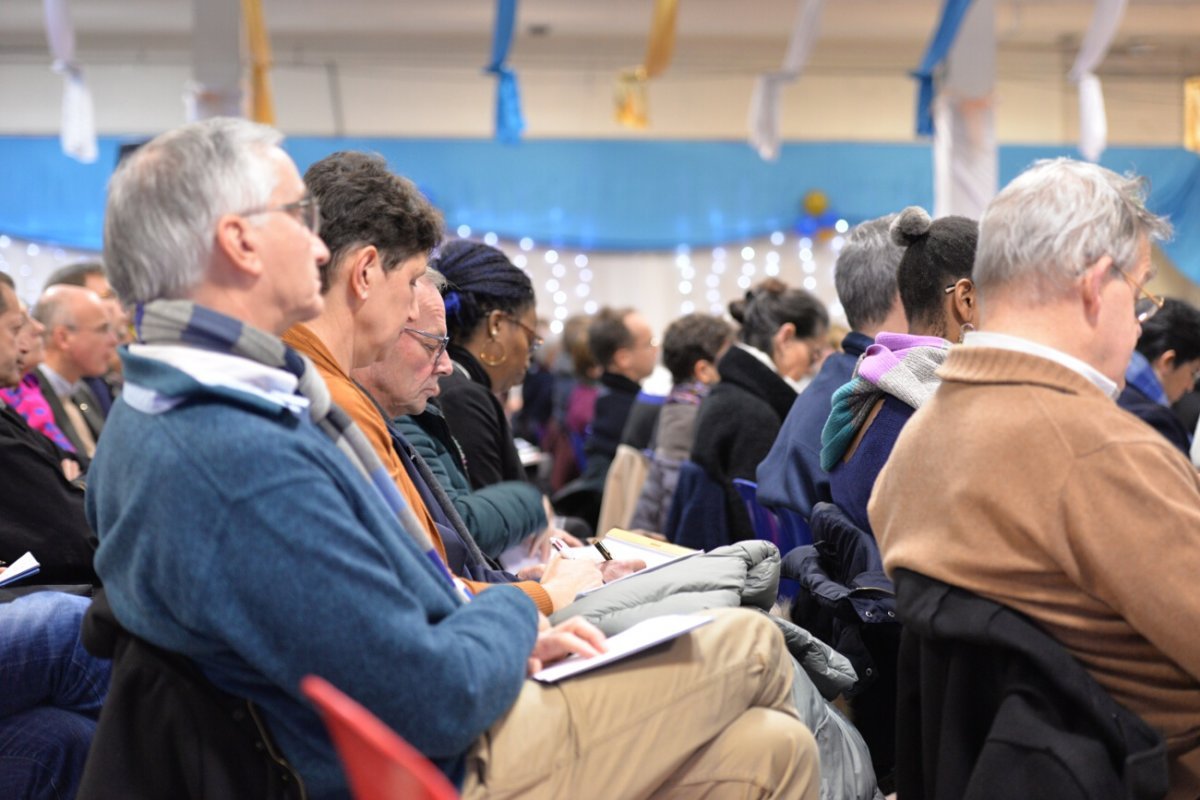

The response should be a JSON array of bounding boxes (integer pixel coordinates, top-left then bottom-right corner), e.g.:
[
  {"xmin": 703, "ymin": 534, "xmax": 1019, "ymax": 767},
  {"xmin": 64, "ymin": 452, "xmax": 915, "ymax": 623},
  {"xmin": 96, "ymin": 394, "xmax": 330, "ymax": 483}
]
[
  {"xmin": 963, "ymin": 331, "xmax": 1120, "ymax": 400},
  {"xmin": 39, "ymin": 362, "xmax": 84, "ymax": 398}
]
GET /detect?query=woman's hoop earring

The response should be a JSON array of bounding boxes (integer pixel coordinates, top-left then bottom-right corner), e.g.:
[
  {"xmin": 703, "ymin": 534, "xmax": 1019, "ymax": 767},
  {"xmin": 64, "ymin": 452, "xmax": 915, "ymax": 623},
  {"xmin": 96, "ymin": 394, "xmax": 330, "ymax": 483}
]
[
  {"xmin": 958, "ymin": 322, "xmax": 976, "ymax": 344},
  {"xmin": 479, "ymin": 336, "xmax": 508, "ymax": 367}
]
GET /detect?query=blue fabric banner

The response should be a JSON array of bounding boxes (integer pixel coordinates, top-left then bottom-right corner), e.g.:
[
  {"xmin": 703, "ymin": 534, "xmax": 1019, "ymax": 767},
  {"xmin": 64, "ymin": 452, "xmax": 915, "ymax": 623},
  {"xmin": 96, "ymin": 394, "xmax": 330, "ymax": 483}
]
[
  {"xmin": 485, "ymin": 0, "xmax": 525, "ymax": 144},
  {"xmin": 0, "ymin": 136, "xmax": 1197, "ymax": 283},
  {"xmin": 911, "ymin": 0, "xmax": 975, "ymax": 136}
]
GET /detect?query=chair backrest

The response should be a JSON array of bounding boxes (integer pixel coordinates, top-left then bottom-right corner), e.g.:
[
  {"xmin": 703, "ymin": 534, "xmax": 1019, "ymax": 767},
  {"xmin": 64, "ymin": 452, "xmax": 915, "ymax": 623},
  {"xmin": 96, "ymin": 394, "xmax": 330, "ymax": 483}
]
[
  {"xmin": 773, "ymin": 505, "xmax": 814, "ymax": 549},
  {"xmin": 596, "ymin": 443, "xmax": 651, "ymax": 533},
  {"xmin": 300, "ymin": 675, "xmax": 459, "ymax": 800},
  {"xmin": 734, "ymin": 482, "xmax": 811, "ymax": 556},
  {"xmin": 664, "ymin": 460, "xmax": 729, "ymax": 550},
  {"xmin": 732, "ymin": 478, "xmax": 806, "ymax": 600}
]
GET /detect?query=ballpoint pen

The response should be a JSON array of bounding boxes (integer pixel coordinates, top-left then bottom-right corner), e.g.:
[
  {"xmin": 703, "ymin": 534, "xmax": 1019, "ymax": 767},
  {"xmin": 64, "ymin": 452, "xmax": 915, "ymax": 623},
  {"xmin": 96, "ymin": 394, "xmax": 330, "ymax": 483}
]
[{"xmin": 593, "ymin": 541, "xmax": 613, "ymax": 561}]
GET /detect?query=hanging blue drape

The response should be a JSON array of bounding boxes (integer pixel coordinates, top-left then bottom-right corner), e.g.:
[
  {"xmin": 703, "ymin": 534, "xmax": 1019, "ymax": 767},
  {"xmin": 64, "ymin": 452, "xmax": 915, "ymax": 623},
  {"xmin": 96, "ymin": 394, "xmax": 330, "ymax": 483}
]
[
  {"xmin": 484, "ymin": 0, "xmax": 525, "ymax": 144},
  {"xmin": 911, "ymin": 0, "xmax": 975, "ymax": 136},
  {"xmin": 2, "ymin": 136, "xmax": 1198, "ymax": 284}
]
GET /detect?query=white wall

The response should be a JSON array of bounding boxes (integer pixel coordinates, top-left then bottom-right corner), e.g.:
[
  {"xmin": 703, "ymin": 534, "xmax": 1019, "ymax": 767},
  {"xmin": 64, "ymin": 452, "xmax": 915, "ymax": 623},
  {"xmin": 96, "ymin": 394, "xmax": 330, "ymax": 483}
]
[
  {"xmin": 0, "ymin": 34, "xmax": 1192, "ymax": 331},
  {"xmin": 0, "ymin": 40, "xmax": 1185, "ymax": 144}
]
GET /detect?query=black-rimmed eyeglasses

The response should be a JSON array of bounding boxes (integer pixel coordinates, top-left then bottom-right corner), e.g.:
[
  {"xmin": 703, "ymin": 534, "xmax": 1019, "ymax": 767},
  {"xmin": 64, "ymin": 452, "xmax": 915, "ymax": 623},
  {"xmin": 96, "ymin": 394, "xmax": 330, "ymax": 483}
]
[
  {"xmin": 238, "ymin": 195, "xmax": 321, "ymax": 236},
  {"xmin": 404, "ymin": 327, "xmax": 450, "ymax": 363}
]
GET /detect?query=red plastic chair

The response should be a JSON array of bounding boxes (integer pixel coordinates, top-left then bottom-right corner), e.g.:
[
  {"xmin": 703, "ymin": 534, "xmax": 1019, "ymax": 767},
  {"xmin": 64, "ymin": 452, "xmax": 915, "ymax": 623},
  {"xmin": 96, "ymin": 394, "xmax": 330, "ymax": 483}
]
[{"xmin": 300, "ymin": 675, "xmax": 459, "ymax": 800}]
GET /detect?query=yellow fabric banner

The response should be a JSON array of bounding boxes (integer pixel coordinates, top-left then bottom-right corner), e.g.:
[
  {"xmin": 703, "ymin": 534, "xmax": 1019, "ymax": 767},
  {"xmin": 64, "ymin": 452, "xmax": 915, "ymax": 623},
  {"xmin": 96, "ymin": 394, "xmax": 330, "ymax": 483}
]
[
  {"xmin": 1186, "ymin": 76, "xmax": 1200, "ymax": 153},
  {"xmin": 614, "ymin": 0, "xmax": 680, "ymax": 129},
  {"xmin": 242, "ymin": 0, "xmax": 275, "ymax": 125}
]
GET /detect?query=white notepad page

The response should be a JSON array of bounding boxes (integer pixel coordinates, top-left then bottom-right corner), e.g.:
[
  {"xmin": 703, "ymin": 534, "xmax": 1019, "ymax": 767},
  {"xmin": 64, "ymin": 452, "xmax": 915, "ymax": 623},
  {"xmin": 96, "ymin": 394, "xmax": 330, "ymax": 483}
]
[{"xmin": 532, "ymin": 614, "xmax": 713, "ymax": 683}]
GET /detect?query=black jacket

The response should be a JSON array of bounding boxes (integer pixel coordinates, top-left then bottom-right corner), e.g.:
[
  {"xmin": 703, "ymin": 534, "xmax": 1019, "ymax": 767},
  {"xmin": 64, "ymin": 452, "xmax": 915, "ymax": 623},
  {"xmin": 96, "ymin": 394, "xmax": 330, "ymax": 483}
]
[
  {"xmin": 581, "ymin": 371, "xmax": 641, "ymax": 484},
  {"xmin": 894, "ymin": 568, "xmax": 1169, "ymax": 800},
  {"xmin": 436, "ymin": 346, "xmax": 525, "ymax": 489},
  {"xmin": 77, "ymin": 591, "xmax": 304, "ymax": 800},
  {"xmin": 1118, "ymin": 383, "xmax": 1192, "ymax": 456},
  {"xmin": 0, "ymin": 402, "xmax": 98, "ymax": 585},
  {"xmin": 690, "ymin": 346, "xmax": 796, "ymax": 543},
  {"xmin": 785, "ymin": 502, "xmax": 900, "ymax": 778}
]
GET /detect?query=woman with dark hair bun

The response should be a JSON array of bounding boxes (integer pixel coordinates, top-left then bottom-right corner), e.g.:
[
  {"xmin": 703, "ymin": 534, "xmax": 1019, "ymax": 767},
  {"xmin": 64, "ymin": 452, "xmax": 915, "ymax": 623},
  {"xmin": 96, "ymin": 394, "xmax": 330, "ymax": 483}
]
[
  {"xmin": 820, "ymin": 205, "xmax": 978, "ymax": 539},
  {"xmin": 431, "ymin": 240, "xmax": 543, "ymax": 490},
  {"xmin": 690, "ymin": 279, "xmax": 830, "ymax": 544}
]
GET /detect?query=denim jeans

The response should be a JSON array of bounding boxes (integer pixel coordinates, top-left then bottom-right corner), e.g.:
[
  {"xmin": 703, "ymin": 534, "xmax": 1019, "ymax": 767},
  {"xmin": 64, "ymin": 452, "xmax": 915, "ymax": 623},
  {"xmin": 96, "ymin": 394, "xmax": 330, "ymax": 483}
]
[{"xmin": 0, "ymin": 592, "xmax": 111, "ymax": 800}]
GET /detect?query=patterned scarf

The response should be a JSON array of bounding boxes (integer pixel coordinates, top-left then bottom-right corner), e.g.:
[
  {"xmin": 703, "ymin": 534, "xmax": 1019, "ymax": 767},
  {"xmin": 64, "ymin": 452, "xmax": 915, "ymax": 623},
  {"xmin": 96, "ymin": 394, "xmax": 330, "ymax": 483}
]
[
  {"xmin": 135, "ymin": 300, "xmax": 459, "ymax": 591},
  {"xmin": 820, "ymin": 332, "xmax": 950, "ymax": 470},
  {"xmin": 667, "ymin": 379, "xmax": 710, "ymax": 407}
]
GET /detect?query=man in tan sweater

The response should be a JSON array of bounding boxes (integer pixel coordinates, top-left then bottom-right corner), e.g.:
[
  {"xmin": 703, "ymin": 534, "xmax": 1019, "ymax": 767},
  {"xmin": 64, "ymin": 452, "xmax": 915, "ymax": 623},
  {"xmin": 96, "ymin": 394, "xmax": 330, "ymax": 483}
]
[{"xmin": 871, "ymin": 157, "xmax": 1200, "ymax": 798}]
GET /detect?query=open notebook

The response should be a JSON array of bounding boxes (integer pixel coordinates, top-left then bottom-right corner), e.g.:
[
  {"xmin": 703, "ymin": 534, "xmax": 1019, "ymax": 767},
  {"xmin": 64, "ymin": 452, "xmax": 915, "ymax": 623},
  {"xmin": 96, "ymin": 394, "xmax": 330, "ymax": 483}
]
[
  {"xmin": 0, "ymin": 552, "xmax": 41, "ymax": 588},
  {"xmin": 571, "ymin": 529, "xmax": 699, "ymax": 596},
  {"xmin": 531, "ymin": 614, "xmax": 713, "ymax": 683},
  {"xmin": 499, "ymin": 528, "xmax": 698, "ymax": 577}
]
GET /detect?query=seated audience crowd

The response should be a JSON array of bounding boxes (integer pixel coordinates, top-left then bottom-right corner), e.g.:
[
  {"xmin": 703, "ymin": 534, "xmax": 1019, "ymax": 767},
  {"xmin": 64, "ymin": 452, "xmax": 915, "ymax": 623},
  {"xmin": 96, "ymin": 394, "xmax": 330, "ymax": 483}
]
[{"xmin": 3, "ymin": 115, "xmax": 1200, "ymax": 800}]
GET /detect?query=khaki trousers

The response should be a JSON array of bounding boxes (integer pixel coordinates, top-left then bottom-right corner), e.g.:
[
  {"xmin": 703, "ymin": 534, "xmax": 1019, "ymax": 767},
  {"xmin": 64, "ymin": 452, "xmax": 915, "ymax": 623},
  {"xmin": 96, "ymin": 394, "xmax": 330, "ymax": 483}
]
[{"xmin": 463, "ymin": 608, "xmax": 819, "ymax": 800}]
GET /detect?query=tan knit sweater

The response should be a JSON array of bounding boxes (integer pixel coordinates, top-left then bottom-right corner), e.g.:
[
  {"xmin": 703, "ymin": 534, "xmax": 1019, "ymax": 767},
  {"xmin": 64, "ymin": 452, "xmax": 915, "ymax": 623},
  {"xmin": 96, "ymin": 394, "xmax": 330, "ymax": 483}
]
[{"xmin": 871, "ymin": 345, "xmax": 1200, "ymax": 799}]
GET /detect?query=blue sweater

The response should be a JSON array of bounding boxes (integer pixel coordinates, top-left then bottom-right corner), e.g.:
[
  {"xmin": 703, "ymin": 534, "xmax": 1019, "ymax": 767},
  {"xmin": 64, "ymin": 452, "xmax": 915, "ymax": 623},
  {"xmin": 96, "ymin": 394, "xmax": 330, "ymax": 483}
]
[
  {"xmin": 828, "ymin": 393, "xmax": 915, "ymax": 538},
  {"xmin": 87, "ymin": 349, "xmax": 538, "ymax": 800}
]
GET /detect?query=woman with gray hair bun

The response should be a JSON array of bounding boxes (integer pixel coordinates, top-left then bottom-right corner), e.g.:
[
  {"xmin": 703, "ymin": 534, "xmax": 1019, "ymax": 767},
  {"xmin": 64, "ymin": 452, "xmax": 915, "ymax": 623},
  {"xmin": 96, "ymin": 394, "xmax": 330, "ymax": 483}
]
[{"xmin": 690, "ymin": 279, "xmax": 829, "ymax": 545}]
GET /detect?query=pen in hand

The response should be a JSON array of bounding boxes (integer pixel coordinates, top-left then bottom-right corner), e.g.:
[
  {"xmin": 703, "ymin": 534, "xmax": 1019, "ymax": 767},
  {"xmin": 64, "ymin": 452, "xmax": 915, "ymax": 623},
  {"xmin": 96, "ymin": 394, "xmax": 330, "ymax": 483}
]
[{"xmin": 593, "ymin": 541, "xmax": 613, "ymax": 561}]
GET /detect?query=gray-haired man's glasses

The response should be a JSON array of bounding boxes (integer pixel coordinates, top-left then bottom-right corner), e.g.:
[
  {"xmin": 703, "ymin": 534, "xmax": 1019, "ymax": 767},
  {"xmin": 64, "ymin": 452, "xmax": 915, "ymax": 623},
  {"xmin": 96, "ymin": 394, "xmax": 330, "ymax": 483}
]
[
  {"xmin": 1114, "ymin": 265, "xmax": 1164, "ymax": 324},
  {"xmin": 238, "ymin": 195, "xmax": 321, "ymax": 236},
  {"xmin": 404, "ymin": 327, "xmax": 450, "ymax": 363}
]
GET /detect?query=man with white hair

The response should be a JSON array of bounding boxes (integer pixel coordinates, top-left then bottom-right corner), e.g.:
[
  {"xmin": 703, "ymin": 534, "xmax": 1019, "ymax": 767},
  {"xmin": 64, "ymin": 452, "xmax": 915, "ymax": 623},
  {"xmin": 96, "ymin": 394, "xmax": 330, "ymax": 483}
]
[
  {"xmin": 872, "ymin": 158, "xmax": 1200, "ymax": 797},
  {"xmin": 88, "ymin": 117, "xmax": 818, "ymax": 800}
]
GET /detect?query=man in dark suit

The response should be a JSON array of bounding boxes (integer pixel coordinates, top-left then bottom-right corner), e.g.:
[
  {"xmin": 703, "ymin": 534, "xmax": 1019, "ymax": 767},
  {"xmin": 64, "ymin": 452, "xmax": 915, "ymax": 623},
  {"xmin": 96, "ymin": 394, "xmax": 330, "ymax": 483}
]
[
  {"xmin": 43, "ymin": 261, "xmax": 129, "ymax": 415},
  {"xmin": 31, "ymin": 285, "xmax": 119, "ymax": 463},
  {"xmin": 0, "ymin": 273, "xmax": 97, "ymax": 585}
]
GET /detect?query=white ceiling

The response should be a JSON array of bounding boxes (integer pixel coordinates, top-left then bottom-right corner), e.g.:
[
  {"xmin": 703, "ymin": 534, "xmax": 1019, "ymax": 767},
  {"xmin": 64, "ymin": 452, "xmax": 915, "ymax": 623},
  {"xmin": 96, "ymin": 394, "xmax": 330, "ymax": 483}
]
[{"xmin": 1, "ymin": 0, "xmax": 1198, "ymax": 75}]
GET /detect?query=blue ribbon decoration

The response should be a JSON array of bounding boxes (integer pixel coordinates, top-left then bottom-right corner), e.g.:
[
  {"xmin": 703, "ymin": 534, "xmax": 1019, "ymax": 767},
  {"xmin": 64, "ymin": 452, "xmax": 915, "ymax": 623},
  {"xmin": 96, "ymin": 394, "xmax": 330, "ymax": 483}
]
[
  {"xmin": 484, "ymin": 0, "xmax": 525, "ymax": 144},
  {"xmin": 910, "ymin": 0, "xmax": 975, "ymax": 136}
]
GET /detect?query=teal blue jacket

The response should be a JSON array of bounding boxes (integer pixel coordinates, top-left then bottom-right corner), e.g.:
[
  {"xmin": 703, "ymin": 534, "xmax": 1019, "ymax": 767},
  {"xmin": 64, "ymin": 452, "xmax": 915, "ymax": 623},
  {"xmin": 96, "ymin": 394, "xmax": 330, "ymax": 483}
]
[{"xmin": 395, "ymin": 406, "xmax": 546, "ymax": 559}]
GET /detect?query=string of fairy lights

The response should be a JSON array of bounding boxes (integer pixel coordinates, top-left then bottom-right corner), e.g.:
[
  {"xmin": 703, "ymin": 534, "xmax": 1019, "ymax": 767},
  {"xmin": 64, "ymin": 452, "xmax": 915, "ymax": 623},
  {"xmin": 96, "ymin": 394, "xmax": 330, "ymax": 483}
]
[
  {"xmin": 1, "ymin": 218, "xmax": 854, "ymax": 337},
  {"xmin": 450, "ymin": 221, "xmax": 852, "ymax": 336}
]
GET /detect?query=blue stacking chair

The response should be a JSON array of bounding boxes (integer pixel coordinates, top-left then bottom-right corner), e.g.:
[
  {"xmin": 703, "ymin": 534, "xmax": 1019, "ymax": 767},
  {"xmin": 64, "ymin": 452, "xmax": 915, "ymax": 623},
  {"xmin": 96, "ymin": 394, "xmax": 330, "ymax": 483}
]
[{"xmin": 732, "ymin": 478, "xmax": 803, "ymax": 599}]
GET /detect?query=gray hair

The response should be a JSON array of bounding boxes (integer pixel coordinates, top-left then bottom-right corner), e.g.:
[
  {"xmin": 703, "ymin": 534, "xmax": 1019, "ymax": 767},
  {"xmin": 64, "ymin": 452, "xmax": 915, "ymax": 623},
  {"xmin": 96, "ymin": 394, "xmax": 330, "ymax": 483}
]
[
  {"xmin": 424, "ymin": 266, "xmax": 448, "ymax": 293},
  {"xmin": 103, "ymin": 117, "xmax": 283, "ymax": 305},
  {"xmin": 974, "ymin": 158, "xmax": 1172, "ymax": 303},
  {"xmin": 834, "ymin": 214, "xmax": 903, "ymax": 331}
]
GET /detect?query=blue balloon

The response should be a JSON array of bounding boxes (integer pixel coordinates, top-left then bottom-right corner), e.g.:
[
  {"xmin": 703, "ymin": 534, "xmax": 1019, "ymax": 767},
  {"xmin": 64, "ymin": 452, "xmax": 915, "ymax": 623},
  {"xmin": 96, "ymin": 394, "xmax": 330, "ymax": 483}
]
[{"xmin": 794, "ymin": 216, "xmax": 819, "ymax": 236}]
